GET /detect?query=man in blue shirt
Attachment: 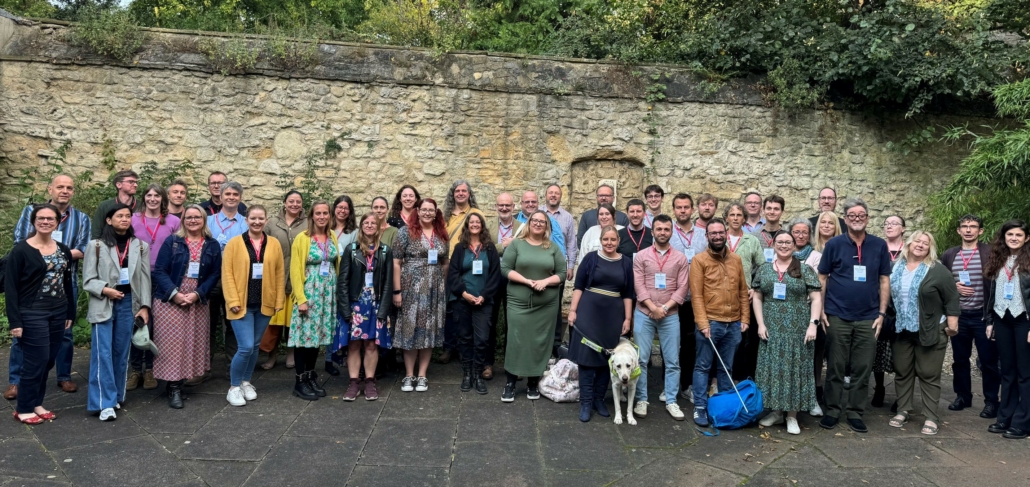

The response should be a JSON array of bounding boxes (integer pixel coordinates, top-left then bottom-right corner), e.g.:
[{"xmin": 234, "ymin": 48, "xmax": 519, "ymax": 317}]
[
  {"xmin": 817, "ymin": 198, "xmax": 892, "ymax": 434},
  {"xmin": 515, "ymin": 191, "xmax": 566, "ymax": 256},
  {"xmin": 6, "ymin": 175, "xmax": 92, "ymax": 399}
]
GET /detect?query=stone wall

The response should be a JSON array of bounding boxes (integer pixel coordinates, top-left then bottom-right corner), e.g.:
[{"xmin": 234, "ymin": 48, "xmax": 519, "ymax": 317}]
[{"xmin": 0, "ymin": 15, "xmax": 979, "ymax": 227}]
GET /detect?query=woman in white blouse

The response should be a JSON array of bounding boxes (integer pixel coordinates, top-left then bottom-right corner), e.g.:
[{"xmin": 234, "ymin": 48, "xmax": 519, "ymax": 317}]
[{"xmin": 577, "ymin": 204, "xmax": 623, "ymax": 266}]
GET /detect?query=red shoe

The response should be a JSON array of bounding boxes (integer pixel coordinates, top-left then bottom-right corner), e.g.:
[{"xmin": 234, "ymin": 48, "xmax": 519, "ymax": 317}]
[
  {"xmin": 36, "ymin": 410, "xmax": 56, "ymax": 421},
  {"xmin": 12, "ymin": 411, "xmax": 44, "ymax": 425}
]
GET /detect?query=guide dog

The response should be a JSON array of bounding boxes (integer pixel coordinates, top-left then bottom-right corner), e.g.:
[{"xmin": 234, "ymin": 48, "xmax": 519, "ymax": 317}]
[{"xmin": 610, "ymin": 337, "xmax": 641, "ymax": 425}]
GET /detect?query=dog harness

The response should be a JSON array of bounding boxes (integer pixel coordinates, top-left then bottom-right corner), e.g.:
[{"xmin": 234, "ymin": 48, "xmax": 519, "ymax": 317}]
[{"xmin": 607, "ymin": 341, "xmax": 642, "ymax": 380}]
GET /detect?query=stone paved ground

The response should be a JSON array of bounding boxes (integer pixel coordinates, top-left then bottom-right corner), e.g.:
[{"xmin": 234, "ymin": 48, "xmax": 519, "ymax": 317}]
[{"xmin": 1, "ymin": 347, "xmax": 1028, "ymax": 487}]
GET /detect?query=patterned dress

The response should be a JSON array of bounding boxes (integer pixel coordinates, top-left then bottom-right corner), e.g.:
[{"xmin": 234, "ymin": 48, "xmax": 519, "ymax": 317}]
[
  {"xmin": 393, "ymin": 229, "xmax": 447, "ymax": 350},
  {"xmin": 152, "ymin": 240, "xmax": 210, "ymax": 381},
  {"xmin": 753, "ymin": 262, "xmax": 821, "ymax": 411},
  {"xmin": 289, "ymin": 238, "xmax": 338, "ymax": 347},
  {"xmin": 874, "ymin": 253, "xmax": 902, "ymax": 374}
]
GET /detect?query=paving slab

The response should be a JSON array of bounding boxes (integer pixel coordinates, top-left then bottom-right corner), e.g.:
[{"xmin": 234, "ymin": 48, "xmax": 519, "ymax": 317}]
[
  {"xmin": 928, "ymin": 437, "xmax": 1030, "ymax": 466},
  {"xmin": 765, "ymin": 444, "xmax": 839, "ymax": 469},
  {"xmin": 543, "ymin": 469, "xmax": 626, "ymax": 486},
  {"xmin": 243, "ymin": 436, "xmax": 362, "ymax": 487},
  {"xmin": 346, "ymin": 466, "xmax": 449, "ymax": 487},
  {"xmin": 182, "ymin": 460, "xmax": 258, "ymax": 487},
  {"xmin": 178, "ymin": 412, "xmax": 293, "ymax": 461},
  {"xmin": 125, "ymin": 391, "xmax": 227, "ymax": 434},
  {"xmin": 3, "ymin": 479, "xmax": 73, "ymax": 487},
  {"xmin": 747, "ymin": 467, "xmax": 936, "ymax": 487},
  {"xmin": 53, "ymin": 435, "xmax": 195, "ymax": 486},
  {"xmin": 152, "ymin": 433, "xmax": 193, "ymax": 453},
  {"xmin": 916, "ymin": 466, "xmax": 1030, "ymax": 487},
  {"xmin": 684, "ymin": 431, "xmax": 797, "ymax": 477},
  {"xmin": 451, "ymin": 441, "xmax": 543, "ymax": 486},
  {"xmin": 285, "ymin": 394, "xmax": 385, "ymax": 438},
  {"xmin": 379, "ymin": 385, "xmax": 462, "ymax": 419},
  {"xmin": 538, "ymin": 418, "xmax": 632, "ymax": 471},
  {"xmin": 612, "ymin": 457, "xmax": 745, "ymax": 486},
  {"xmin": 457, "ymin": 394, "xmax": 536, "ymax": 443},
  {"xmin": 0, "ymin": 438, "xmax": 65, "ymax": 480},
  {"xmin": 30, "ymin": 405, "xmax": 147, "ymax": 450},
  {"xmin": 616, "ymin": 412, "xmax": 697, "ymax": 448},
  {"xmin": 360, "ymin": 418, "xmax": 456, "ymax": 467},
  {"xmin": 811, "ymin": 436, "xmax": 966, "ymax": 468}
]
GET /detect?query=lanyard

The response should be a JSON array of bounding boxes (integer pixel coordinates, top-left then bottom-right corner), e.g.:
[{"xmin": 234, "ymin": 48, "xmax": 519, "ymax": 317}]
[
  {"xmin": 117, "ymin": 240, "xmax": 130, "ymax": 267},
  {"xmin": 214, "ymin": 214, "xmax": 234, "ymax": 235},
  {"xmin": 645, "ymin": 213, "xmax": 654, "ymax": 227},
  {"xmin": 888, "ymin": 244, "xmax": 901, "ymax": 262},
  {"xmin": 676, "ymin": 224, "xmax": 694, "ymax": 247},
  {"xmin": 470, "ymin": 244, "xmax": 482, "ymax": 260},
  {"xmin": 186, "ymin": 238, "xmax": 203, "ymax": 261},
  {"xmin": 249, "ymin": 234, "xmax": 264, "ymax": 261},
  {"xmin": 761, "ymin": 231, "xmax": 773, "ymax": 248},
  {"xmin": 315, "ymin": 236, "xmax": 329, "ymax": 260},
  {"xmin": 774, "ymin": 261, "xmax": 786, "ymax": 282},
  {"xmin": 652, "ymin": 245, "xmax": 672, "ymax": 273},
  {"xmin": 960, "ymin": 249, "xmax": 975, "ymax": 270},
  {"xmin": 728, "ymin": 234, "xmax": 741, "ymax": 253},
  {"xmin": 1005, "ymin": 263, "xmax": 1015, "ymax": 281},
  {"xmin": 627, "ymin": 228, "xmax": 645, "ymax": 251},
  {"xmin": 499, "ymin": 224, "xmax": 512, "ymax": 240},
  {"xmin": 142, "ymin": 215, "xmax": 162, "ymax": 244},
  {"xmin": 366, "ymin": 246, "xmax": 377, "ymax": 271},
  {"xmin": 856, "ymin": 241, "xmax": 863, "ymax": 265},
  {"xmin": 425, "ymin": 230, "xmax": 435, "ymax": 249}
]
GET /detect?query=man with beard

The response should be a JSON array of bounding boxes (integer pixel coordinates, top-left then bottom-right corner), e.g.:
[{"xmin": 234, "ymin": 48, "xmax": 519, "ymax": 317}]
[
  {"xmin": 688, "ymin": 218, "xmax": 749, "ymax": 427},
  {"xmin": 695, "ymin": 194, "xmax": 718, "ymax": 230},
  {"xmin": 577, "ymin": 184, "xmax": 629, "ymax": 246},
  {"xmin": 92, "ymin": 170, "xmax": 139, "ymax": 238},
  {"xmin": 618, "ymin": 199, "xmax": 653, "ymax": 259},
  {"xmin": 669, "ymin": 193, "xmax": 708, "ymax": 400}
]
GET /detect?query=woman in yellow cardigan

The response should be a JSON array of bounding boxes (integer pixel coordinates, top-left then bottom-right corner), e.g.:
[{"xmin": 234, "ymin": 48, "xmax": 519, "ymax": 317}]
[
  {"xmin": 289, "ymin": 200, "xmax": 340, "ymax": 400},
  {"xmin": 222, "ymin": 205, "xmax": 286, "ymax": 407}
]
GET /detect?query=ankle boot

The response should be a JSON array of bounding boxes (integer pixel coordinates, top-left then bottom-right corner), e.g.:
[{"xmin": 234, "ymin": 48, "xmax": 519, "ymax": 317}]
[
  {"xmin": 871, "ymin": 385, "xmax": 885, "ymax": 408},
  {"xmin": 579, "ymin": 367, "xmax": 594, "ymax": 422},
  {"xmin": 307, "ymin": 371, "xmax": 327, "ymax": 397},
  {"xmin": 460, "ymin": 365, "xmax": 473, "ymax": 392},
  {"xmin": 167, "ymin": 381, "xmax": 184, "ymax": 409},
  {"xmin": 474, "ymin": 367, "xmax": 488, "ymax": 395},
  {"xmin": 293, "ymin": 373, "xmax": 318, "ymax": 401},
  {"xmin": 592, "ymin": 368, "xmax": 611, "ymax": 417}
]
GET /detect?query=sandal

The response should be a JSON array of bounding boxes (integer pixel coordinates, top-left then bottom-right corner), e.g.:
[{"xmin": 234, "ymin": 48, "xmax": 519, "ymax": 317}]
[
  {"xmin": 12, "ymin": 411, "xmax": 44, "ymax": 425},
  {"xmin": 889, "ymin": 413, "xmax": 909, "ymax": 428},
  {"xmin": 921, "ymin": 420, "xmax": 939, "ymax": 436},
  {"xmin": 36, "ymin": 410, "xmax": 56, "ymax": 421}
]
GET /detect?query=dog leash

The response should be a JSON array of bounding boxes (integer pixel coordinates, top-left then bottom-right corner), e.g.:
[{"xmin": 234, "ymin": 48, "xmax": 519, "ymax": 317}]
[{"xmin": 570, "ymin": 324, "xmax": 617, "ymax": 356}]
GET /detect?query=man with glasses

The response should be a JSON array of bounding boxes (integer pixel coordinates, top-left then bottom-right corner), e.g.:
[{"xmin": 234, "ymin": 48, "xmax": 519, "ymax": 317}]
[
  {"xmin": 544, "ymin": 184, "xmax": 578, "ymax": 281},
  {"xmin": 941, "ymin": 214, "xmax": 999, "ymax": 418},
  {"xmin": 817, "ymin": 198, "xmax": 892, "ymax": 433},
  {"xmin": 577, "ymin": 184, "xmax": 630, "ymax": 246},
  {"xmin": 486, "ymin": 193, "xmax": 517, "ymax": 380},
  {"xmin": 643, "ymin": 184, "xmax": 665, "ymax": 228},
  {"xmin": 5, "ymin": 175, "xmax": 92, "ymax": 400},
  {"xmin": 199, "ymin": 171, "xmax": 247, "ymax": 216},
  {"xmin": 742, "ymin": 192, "xmax": 765, "ymax": 235},
  {"xmin": 809, "ymin": 187, "xmax": 846, "ymax": 229},
  {"xmin": 92, "ymin": 170, "xmax": 139, "ymax": 238}
]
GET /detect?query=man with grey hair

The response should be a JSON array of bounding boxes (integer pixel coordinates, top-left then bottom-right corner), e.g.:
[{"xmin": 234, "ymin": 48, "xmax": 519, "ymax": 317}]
[
  {"xmin": 438, "ymin": 180, "xmax": 485, "ymax": 364},
  {"xmin": 817, "ymin": 198, "xmax": 892, "ymax": 433},
  {"xmin": 576, "ymin": 184, "xmax": 630, "ymax": 246}
]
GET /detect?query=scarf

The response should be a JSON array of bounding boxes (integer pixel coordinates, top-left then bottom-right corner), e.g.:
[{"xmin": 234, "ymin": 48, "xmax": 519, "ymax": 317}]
[{"xmin": 793, "ymin": 245, "xmax": 814, "ymax": 262}]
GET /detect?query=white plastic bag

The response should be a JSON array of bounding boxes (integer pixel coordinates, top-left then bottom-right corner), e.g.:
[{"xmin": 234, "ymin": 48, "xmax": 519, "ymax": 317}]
[{"xmin": 539, "ymin": 358, "xmax": 580, "ymax": 403}]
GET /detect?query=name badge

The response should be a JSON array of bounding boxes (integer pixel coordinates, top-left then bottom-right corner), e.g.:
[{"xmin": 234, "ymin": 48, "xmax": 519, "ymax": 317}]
[
  {"xmin": 119, "ymin": 267, "xmax": 130, "ymax": 285},
  {"xmin": 472, "ymin": 260, "xmax": 483, "ymax": 275},
  {"xmin": 1004, "ymin": 282, "xmax": 1015, "ymax": 300},
  {"xmin": 764, "ymin": 248, "xmax": 774, "ymax": 263},
  {"xmin": 338, "ymin": 242, "xmax": 347, "ymax": 255},
  {"xmin": 773, "ymin": 282, "xmax": 787, "ymax": 300},
  {"xmin": 655, "ymin": 273, "xmax": 667, "ymax": 289},
  {"xmin": 685, "ymin": 248, "xmax": 695, "ymax": 262},
  {"xmin": 854, "ymin": 265, "xmax": 867, "ymax": 282},
  {"xmin": 319, "ymin": 261, "xmax": 331, "ymax": 276},
  {"xmin": 187, "ymin": 262, "xmax": 200, "ymax": 278},
  {"xmin": 52, "ymin": 230, "xmax": 64, "ymax": 243},
  {"xmin": 252, "ymin": 263, "xmax": 263, "ymax": 279},
  {"xmin": 958, "ymin": 271, "xmax": 971, "ymax": 286},
  {"xmin": 217, "ymin": 233, "xmax": 227, "ymax": 244},
  {"xmin": 364, "ymin": 272, "xmax": 374, "ymax": 287},
  {"xmin": 428, "ymin": 249, "xmax": 439, "ymax": 264}
]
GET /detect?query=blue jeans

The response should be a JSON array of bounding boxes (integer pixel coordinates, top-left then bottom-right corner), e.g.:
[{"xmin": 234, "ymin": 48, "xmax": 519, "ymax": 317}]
[
  {"xmin": 9, "ymin": 282, "xmax": 77, "ymax": 384},
  {"xmin": 633, "ymin": 309, "xmax": 680, "ymax": 405},
  {"xmin": 951, "ymin": 310, "xmax": 1000, "ymax": 405},
  {"xmin": 230, "ymin": 306, "xmax": 271, "ymax": 386},
  {"xmin": 88, "ymin": 293, "xmax": 134, "ymax": 412},
  {"xmin": 693, "ymin": 321, "xmax": 742, "ymax": 409}
]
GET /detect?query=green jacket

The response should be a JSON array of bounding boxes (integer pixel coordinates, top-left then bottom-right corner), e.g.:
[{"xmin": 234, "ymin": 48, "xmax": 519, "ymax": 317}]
[{"xmin": 892, "ymin": 261, "xmax": 962, "ymax": 347}]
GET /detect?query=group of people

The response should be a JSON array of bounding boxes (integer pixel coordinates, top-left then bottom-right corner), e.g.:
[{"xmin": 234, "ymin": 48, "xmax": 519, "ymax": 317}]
[{"xmin": 4, "ymin": 175, "xmax": 1028, "ymax": 442}]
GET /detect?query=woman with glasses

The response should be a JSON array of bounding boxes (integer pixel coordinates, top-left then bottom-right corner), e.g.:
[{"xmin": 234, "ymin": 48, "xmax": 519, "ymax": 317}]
[
  {"xmin": 788, "ymin": 218, "xmax": 825, "ymax": 416},
  {"xmin": 326, "ymin": 195, "xmax": 358, "ymax": 374},
  {"xmin": 392, "ymin": 198, "xmax": 449, "ymax": 392},
  {"xmin": 754, "ymin": 230, "xmax": 823, "ymax": 434},
  {"xmin": 872, "ymin": 215, "xmax": 906, "ymax": 409},
  {"xmin": 500, "ymin": 210, "xmax": 568, "ymax": 402}
]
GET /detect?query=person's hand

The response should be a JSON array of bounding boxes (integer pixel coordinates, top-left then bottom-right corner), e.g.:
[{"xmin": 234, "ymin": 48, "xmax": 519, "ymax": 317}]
[
  {"xmin": 956, "ymin": 282, "xmax": 974, "ymax": 297},
  {"xmin": 821, "ymin": 312, "xmax": 830, "ymax": 331},
  {"xmin": 567, "ymin": 267, "xmax": 575, "ymax": 281},
  {"xmin": 501, "ymin": 237, "xmax": 513, "ymax": 248},
  {"xmin": 946, "ymin": 326, "xmax": 958, "ymax": 337},
  {"xmin": 748, "ymin": 289, "xmax": 755, "ymax": 303},
  {"xmin": 1026, "ymin": 331, "xmax": 1029, "ymax": 344},
  {"xmin": 622, "ymin": 319, "xmax": 631, "ymax": 335},
  {"xmin": 740, "ymin": 322, "xmax": 749, "ymax": 333},
  {"xmin": 987, "ymin": 324, "xmax": 994, "ymax": 341},
  {"xmin": 102, "ymin": 287, "xmax": 124, "ymax": 300},
  {"xmin": 872, "ymin": 316, "xmax": 883, "ymax": 338},
  {"xmin": 172, "ymin": 293, "xmax": 187, "ymax": 306},
  {"xmin": 531, "ymin": 280, "xmax": 547, "ymax": 292},
  {"xmin": 568, "ymin": 310, "xmax": 577, "ymax": 326},
  {"xmin": 298, "ymin": 302, "xmax": 309, "ymax": 315},
  {"xmin": 230, "ymin": 306, "xmax": 241, "ymax": 314},
  {"xmin": 804, "ymin": 323, "xmax": 817, "ymax": 344},
  {"xmin": 10, "ymin": 328, "xmax": 22, "ymax": 338},
  {"xmin": 463, "ymin": 292, "xmax": 477, "ymax": 304},
  {"xmin": 700, "ymin": 326, "xmax": 711, "ymax": 339},
  {"xmin": 393, "ymin": 295, "xmax": 402, "ymax": 308},
  {"xmin": 184, "ymin": 292, "xmax": 199, "ymax": 306},
  {"xmin": 135, "ymin": 308, "xmax": 149, "ymax": 323},
  {"xmin": 475, "ymin": 296, "xmax": 484, "ymax": 306},
  {"xmin": 758, "ymin": 324, "xmax": 768, "ymax": 340},
  {"xmin": 65, "ymin": 320, "xmax": 72, "ymax": 330},
  {"xmin": 649, "ymin": 304, "xmax": 667, "ymax": 320}
]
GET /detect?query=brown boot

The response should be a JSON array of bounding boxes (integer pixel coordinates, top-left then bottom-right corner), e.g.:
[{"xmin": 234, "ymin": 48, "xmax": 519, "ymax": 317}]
[
  {"xmin": 126, "ymin": 370, "xmax": 142, "ymax": 391},
  {"xmin": 143, "ymin": 370, "xmax": 158, "ymax": 390},
  {"xmin": 2, "ymin": 384, "xmax": 16, "ymax": 400}
]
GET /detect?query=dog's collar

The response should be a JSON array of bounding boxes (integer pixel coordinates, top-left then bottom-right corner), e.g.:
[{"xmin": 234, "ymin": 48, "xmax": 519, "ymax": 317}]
[{"xmin": 608, "ymin": 352, "xmax": 642, "ymax": 380}]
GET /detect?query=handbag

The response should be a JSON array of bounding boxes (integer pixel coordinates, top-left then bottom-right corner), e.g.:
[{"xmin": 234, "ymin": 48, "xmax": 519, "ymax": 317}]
[{"xmin": 539, "ymin": 358, "xmax": 579, "ymax": 403}]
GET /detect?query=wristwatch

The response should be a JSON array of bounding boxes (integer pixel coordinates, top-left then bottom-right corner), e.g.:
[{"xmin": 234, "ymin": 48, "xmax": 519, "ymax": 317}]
[
  {"xmin": 661, "ymin": 304, "xmax": 669, "ymax": 313},
  {"xmin": 878, "ymin": 311, "xmax": 886, "ymax": 318}
]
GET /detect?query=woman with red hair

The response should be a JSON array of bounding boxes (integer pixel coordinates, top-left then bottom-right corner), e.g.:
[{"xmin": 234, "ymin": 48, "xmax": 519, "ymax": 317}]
[{"xmin": 392, "ymin": 198, "xmax": 450, "ymax": 392}]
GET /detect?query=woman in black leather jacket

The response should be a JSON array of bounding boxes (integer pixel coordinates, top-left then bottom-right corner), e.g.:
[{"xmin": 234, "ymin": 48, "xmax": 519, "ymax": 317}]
[{"xmin": 335, "ymin": 213, "xmax": 394, "ymax": 401}]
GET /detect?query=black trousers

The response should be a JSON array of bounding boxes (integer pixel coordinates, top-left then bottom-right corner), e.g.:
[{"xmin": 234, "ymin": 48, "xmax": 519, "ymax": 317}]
[
  {"xmin": 553, "ymin": 280, "xmax": 568, "ymax": 351},
  {"xmin": 732, "ymin": 306, "xmax": 759, "ymax": 381},
  {"xmin": 454, "ymin": 300, "xmax": 493, "ymax": 371},
  {"xmin": 208, "ymin": 281, "xmax": 237, "ymax": 362},
  {"xmin": 488, "ymin": 281, "xmax": 509, "ymax": 366},
  {"xmin": 678, "ymin": 301, "xmax": 696, "ymax": 390},
  {"xmin": 951, "ymin": 310, "xmax": 1001, "ymax": 405},
  {"xmin": 995, "ymin": 311, "xmax": 1030, "ymax": 430},
  {"xmin": 16, "ymin": 303, "xmax": 65, "ymax": 414}
]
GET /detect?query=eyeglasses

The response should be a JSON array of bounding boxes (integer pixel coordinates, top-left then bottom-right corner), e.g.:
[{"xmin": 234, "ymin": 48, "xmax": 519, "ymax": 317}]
[
  {"xmin": 791, "ymin": 230, "xmax": 809, "ymax": 236},
  {"xmin": 522, "ymin": 200, "xmax": 538, "ymax": 205},
  {"xmin": 121, "ymin": 180, "xmax": 139, "ymax": 186},
  {"xmin": 418, "ymin": 209, "xmax": 436, "ymax": 215},
  {"xmin": 775, "ymin": 241, "xmax": 794, "ymax": 247},
  {"xmin": 959, "ymin": 225, "xmax": 980, "ymax": 230},
  {"xmin": 846, "ymin": 214, "xmax": 868, "ymax": 221},
  {"xmin": 184, "ymin": 216, "xmax": 204, "ymax": 221},
  {"xmin": 208, "ymin": 181, "xmax": 225, "ymax": 187},
  {"xmin": 645, "ymin": 194, "xmax": 662, "ymax": 200},
  {"xmin": 35, "ymin": 217, "xmax": 57, "ymax": 222},
  {"xmin": 530, "ymin": 219, "xmax": 548, "ymax": 225},
  {"xmin": 818, "ymin": 196, "xmax": 837, "ymax": 201},
  {"xmin": 745, "ymin": 201, "xmax": 760, "ymax": 206},
  {"xmin": 884, "ymin": 222, "xmax": 904, "ymax": 228},
  {"xmin": 707, "ymin": 231, "xmax": 726, "ymax": 236}
]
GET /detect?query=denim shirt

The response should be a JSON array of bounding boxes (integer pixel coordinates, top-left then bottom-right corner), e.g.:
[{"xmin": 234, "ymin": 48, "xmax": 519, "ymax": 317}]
[{"xmin": 151, "ymin": 235, "xmax": 223, "ymax": 304}]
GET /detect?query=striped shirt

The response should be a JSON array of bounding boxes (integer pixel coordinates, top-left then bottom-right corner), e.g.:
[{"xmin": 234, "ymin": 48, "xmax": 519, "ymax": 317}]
[
  {"xmin": 546, "ymin": 206, "xmax": 578, "ymax": 266},
  {"xmin": 14, "ymin": 203, "xmax": 92, "ymax": 276},
  {"xmin": 951, "ymin": 248, "xmax": 985, "ymax": 310}
]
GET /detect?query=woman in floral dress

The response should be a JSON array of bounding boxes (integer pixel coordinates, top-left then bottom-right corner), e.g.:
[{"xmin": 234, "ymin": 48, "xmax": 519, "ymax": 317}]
[{"xmin": 288, "ymin": 201, "xmax": 339, "ymax": 401}]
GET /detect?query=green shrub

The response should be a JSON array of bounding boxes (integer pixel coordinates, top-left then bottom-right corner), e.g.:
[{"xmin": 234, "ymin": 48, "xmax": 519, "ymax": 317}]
[
  {"xmin": 70, "ymin": 6, "xmax": 146, "ymax": 63},
  {"xmin": 199, "ymin": 36, "xmax": 259, "ymax": 75},
  {"xmin": 264, "ymin": 34, "xmax": 321, "ymax": 72}
]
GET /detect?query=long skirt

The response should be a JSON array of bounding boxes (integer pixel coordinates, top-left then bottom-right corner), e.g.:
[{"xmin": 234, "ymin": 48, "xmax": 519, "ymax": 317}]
[{"xmin": 152, "ymin": 277, "xmax": 210, "ymax": 381}]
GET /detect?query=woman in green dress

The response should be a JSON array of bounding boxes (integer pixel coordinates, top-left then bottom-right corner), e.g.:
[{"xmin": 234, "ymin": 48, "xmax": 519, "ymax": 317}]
[
  {"xmin": 753, "ymin": 230, "xmax": 822, "ymax": 435},
  {"xmin": 500, "ymin": 210, "xmax": 567, "ymax": 402},
  {"xmin": 288, "ymin": 200, "xmax": 340, "ymax": 400}
]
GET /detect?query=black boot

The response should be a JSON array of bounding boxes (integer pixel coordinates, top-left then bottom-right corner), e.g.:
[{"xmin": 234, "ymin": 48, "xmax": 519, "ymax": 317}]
[
  {"xmin": 474, "ymin": 366, "xmax": 488, "ymax": 395},
  {"xmin": 461, "ymin": 365, "xmax": 473, "ymax": 392},
  {"xmin": 308, "ymin": 371, "xmax": 327, "ymax": 397},
  {"xmin": 325, "ymin": 360, "xmax": 341, "ymax": 376},
  {"xmin": 579, "ymin": 367, "xmax": 594, "ymax": 422},
  {"xmin": 293, "ymin": 372, "xmax": 318, "ymax": 401},
  {"xmin": 592, "ymin": 368, "xmax": 611, "ymax": 418},
  {"xmin": 871, "ymin": 385, "xmax": 885, "ymax": 408},
  {"xmin": 167, "ymin": 381, "xmax": 184, "ymax": 409}
]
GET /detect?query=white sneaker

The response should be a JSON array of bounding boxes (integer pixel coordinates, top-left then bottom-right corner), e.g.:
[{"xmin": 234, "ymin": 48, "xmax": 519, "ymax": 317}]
[
  {"xmin": 633, "ymin": 401, "xmax": 648, "ymax": 418},
  {"xmin": 659, "ymin": 392, "xmax": 667, "ymax": 402},
  {"xmin": 666, "ymin": 403, "xmax": 685, "ymax": 421},
  {"xmin": 415, "ymin": 377, "xmax": 429, "ymax": 392},
  {"xmin": 240, "ymin": 382, "xmax": 257, "ymax": 401},
  {"xmin": 760, "ymin": 410, "xmax": 785, "ymax": 427},
  {"xmin": 99, "ymin": 408, "xmax": 116, "ymax": 421},
  {"xmin": 786, "ymin": 417, "xmax": 801, "ymax": 435},
  {"xmin": 227, "ymin": 387, "xmax": 247, "ymax": 406},
  {"xmin": 680, "ymin": 390, "xmax": 694, "ymax": 404},
  {"xmin": 810, "ymin": 404, "xmax": 824, "ymax": 417}
]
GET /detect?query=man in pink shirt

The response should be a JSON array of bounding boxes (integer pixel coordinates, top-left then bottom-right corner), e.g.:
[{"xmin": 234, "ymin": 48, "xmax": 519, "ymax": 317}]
[{"xmin": 632, "ymin": 215, "xmax": 691, "ymax": 421}]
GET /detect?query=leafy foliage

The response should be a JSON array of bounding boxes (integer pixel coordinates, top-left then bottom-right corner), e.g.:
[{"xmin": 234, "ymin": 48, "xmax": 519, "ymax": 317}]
[
  {"xmin": 928, "ymin": 78, "xmax": 1030, "ymax": 248},
  {"xmin": 69, "ymin": 5, "xmax": 146, "ymax": 63},
  {"xmin": 198, "ymin": 35, "xmax": 258, "ymax": 75},
  {"xmin": 274, "ymin": 132, "xmax": 351, "ymax": 209}
]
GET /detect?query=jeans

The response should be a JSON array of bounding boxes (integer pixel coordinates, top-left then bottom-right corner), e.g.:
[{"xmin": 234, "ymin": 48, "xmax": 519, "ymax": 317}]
[
  {"xmin": 824, "ymin": 315, "xmax": 877, "ymax": 420},
  {"xmin": 8, "ymin": 283, "xmax": 78, "ymax": 384},
  {"xmin": 633, "ymin": 309, "xmax": 681, "ymax": 405},
  {"xmin": 229, "ymin": 305, "xmax": 271, "ymax": 386},
  {"xmin": 951, "ymin": 310, "xmax": 1001, "ymax": 405},
  {"xmin": 88, "ymin": 293, "xmax": 134, "ymax": 412},
  {"xmin": 995, "ymin": 311, "xmax": 1030, "ymax": 430},
  {"xmin": 454, "ymin": 300, "xmax": 493, "ymax": 371},
  {"xmin": 693, "ymin": 321, "xmax": 742, "ymax": 409},
  {"xmin": 15, "ymin": 302, "xmax": 66, "ymax": 414}
]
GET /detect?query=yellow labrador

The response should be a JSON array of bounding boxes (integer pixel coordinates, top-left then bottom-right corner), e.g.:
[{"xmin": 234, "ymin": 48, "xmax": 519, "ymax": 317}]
[{"xmin": 609, "ymin": 338, "xmax": 641, "ymax": 425}]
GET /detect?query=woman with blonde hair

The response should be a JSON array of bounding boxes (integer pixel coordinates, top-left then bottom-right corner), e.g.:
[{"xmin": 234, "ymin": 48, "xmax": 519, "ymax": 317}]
[{"xmin": 814, "ymin": 211, "xmax": 842, "ymax": 253}]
